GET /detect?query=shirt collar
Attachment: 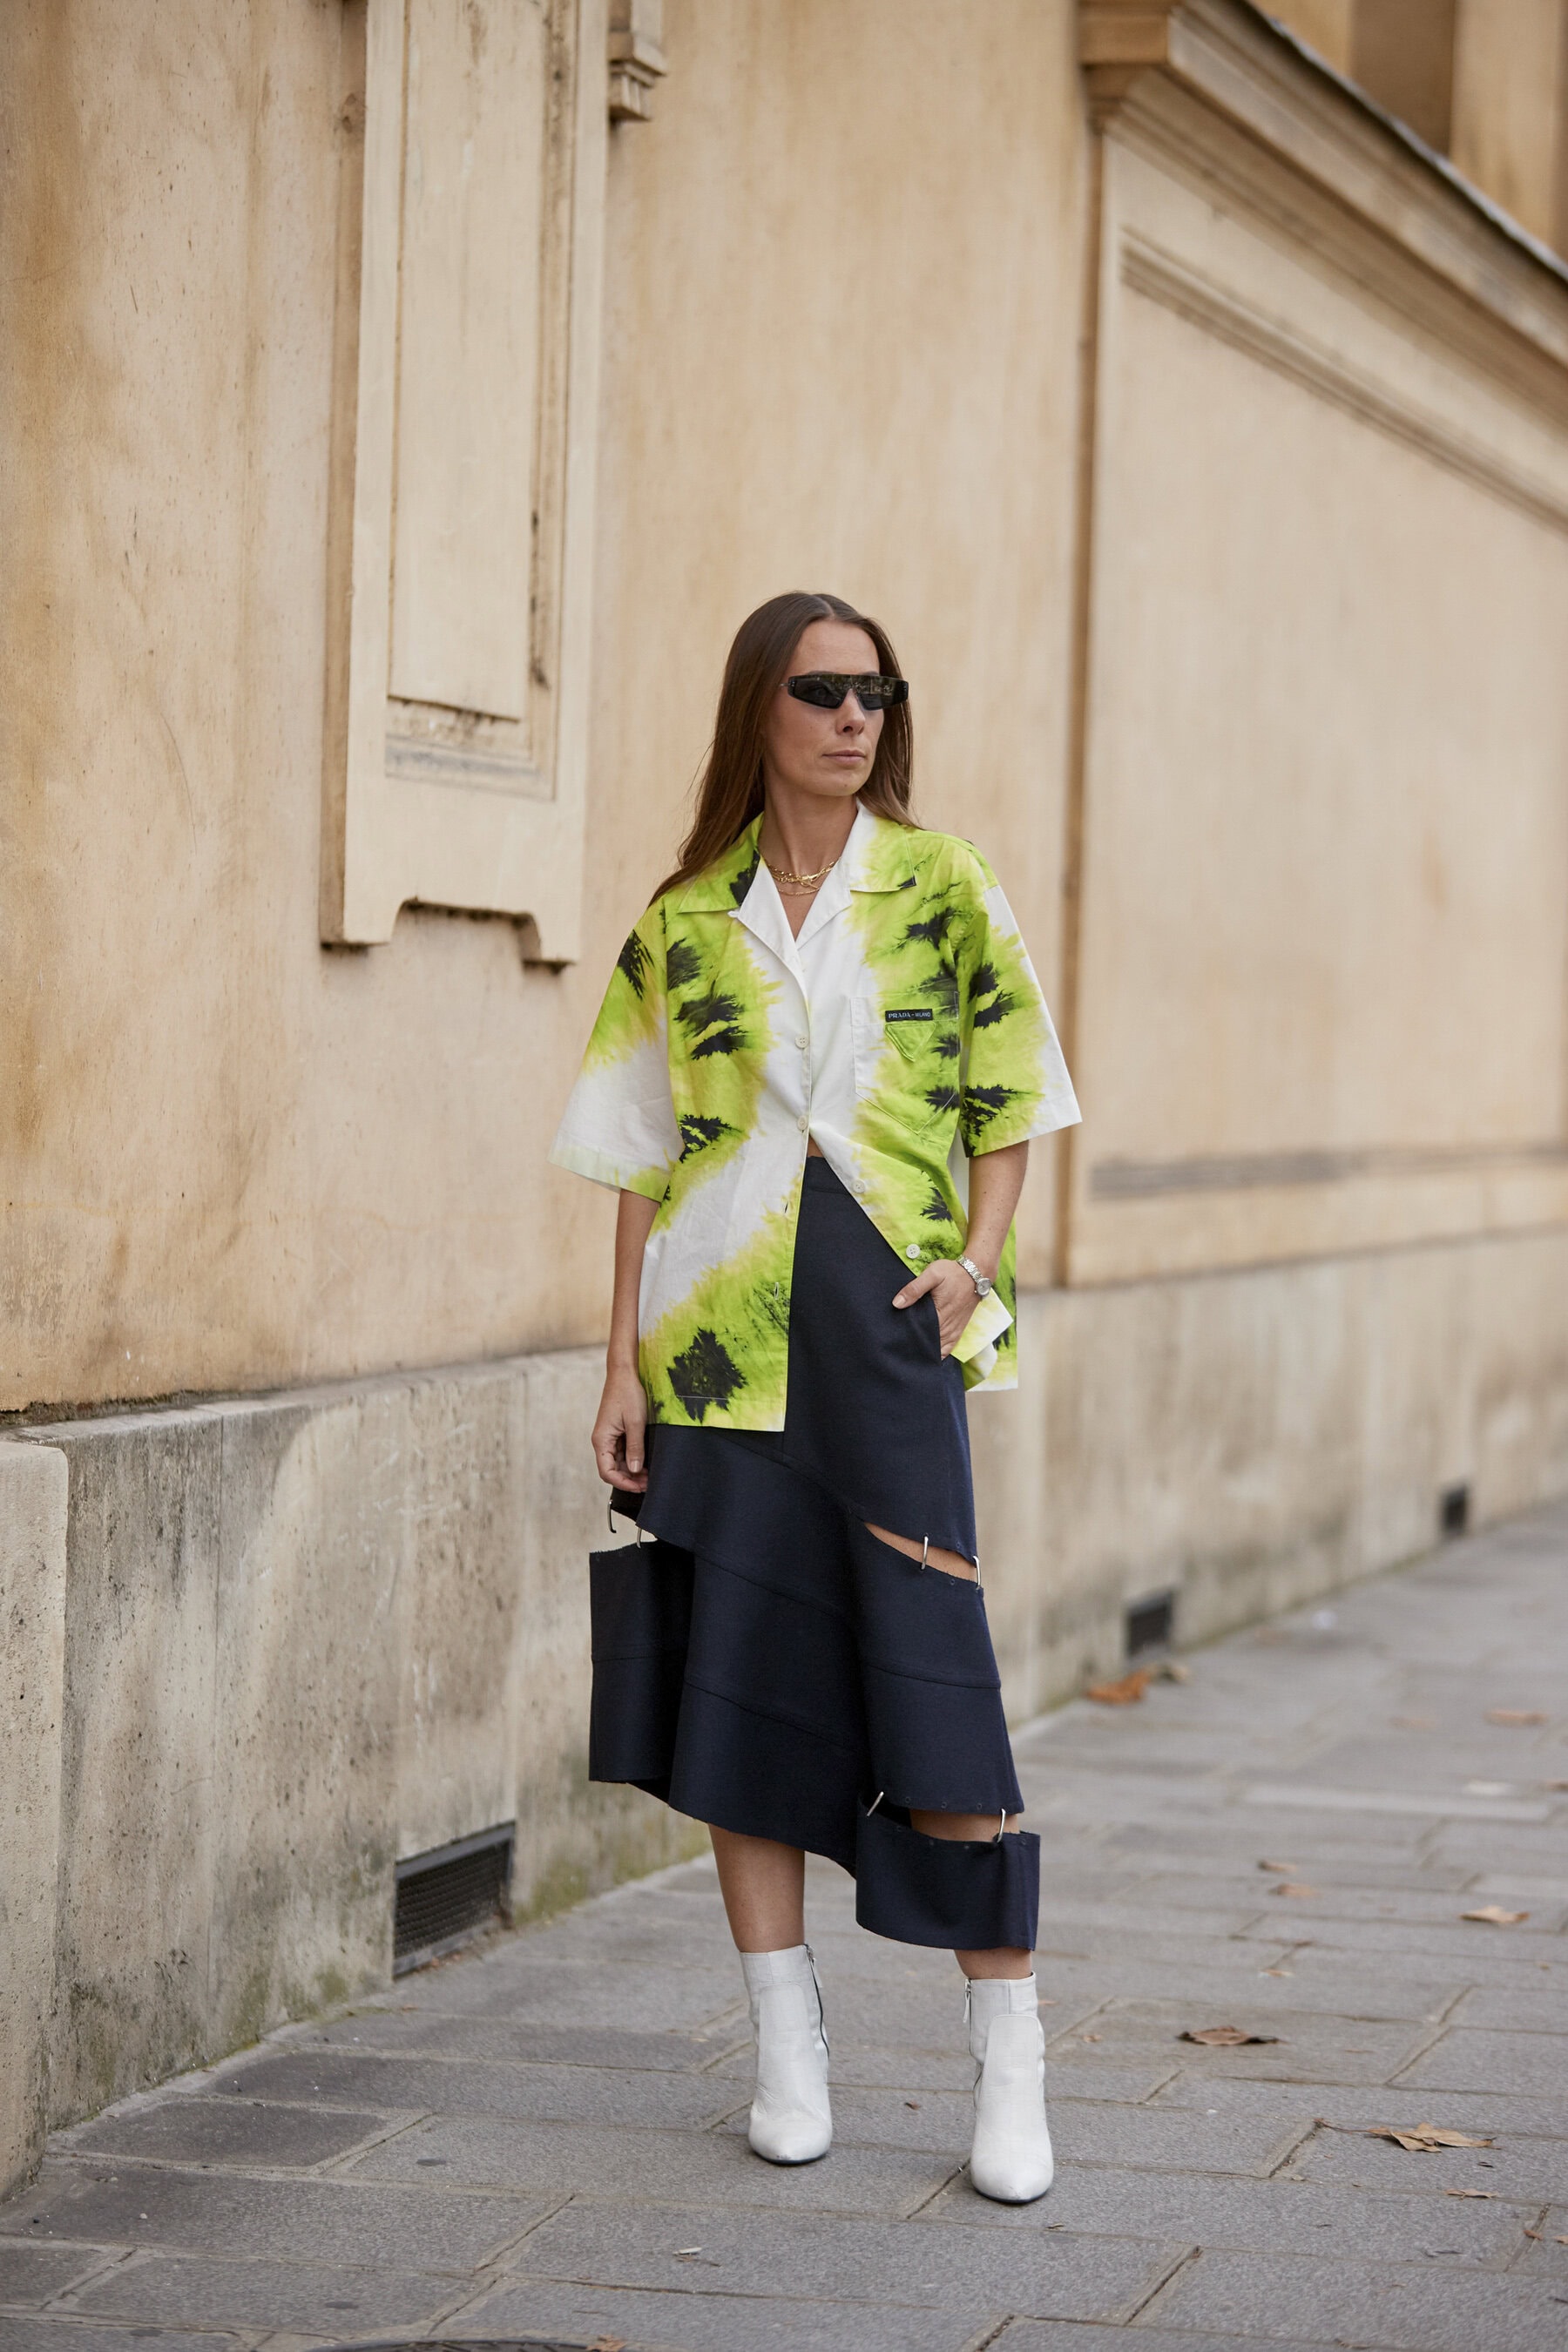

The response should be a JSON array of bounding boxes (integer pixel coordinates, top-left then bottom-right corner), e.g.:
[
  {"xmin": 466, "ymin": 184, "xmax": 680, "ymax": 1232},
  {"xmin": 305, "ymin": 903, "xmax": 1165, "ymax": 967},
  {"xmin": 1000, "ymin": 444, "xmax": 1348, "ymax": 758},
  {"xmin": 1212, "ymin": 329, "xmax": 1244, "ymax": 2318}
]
[
  {"xmin": 673, "ymin": 816, "xmax": 764, "ymax": 914},
  {"xmin": 671, "ymin": 802, "xmax": 926, "ymax": 920}
]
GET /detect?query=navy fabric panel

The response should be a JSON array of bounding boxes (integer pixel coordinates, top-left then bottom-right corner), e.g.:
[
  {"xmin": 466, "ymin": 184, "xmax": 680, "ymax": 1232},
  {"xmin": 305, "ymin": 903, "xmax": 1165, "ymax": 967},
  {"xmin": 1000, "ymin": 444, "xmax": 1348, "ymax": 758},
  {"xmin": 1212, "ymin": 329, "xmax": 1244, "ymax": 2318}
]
[
  {"xmin": 848, "ymin": 1524, "xmax": 1022, "ymax": 1815},
  {"xmin": 667, "ymin": 1684, "xmax": 862, "ymax": 1869},
  {"xmin": 590, "ymin": 1155, "xmax": 1036, "ymax": 1952},
  {"xmin": 855, "ymin": 1806, "xmax": 1040, "ymax": 1951},
  {"xmin": 587, "ymin": 1538, "xmax": 692, "ymax": 1784}
]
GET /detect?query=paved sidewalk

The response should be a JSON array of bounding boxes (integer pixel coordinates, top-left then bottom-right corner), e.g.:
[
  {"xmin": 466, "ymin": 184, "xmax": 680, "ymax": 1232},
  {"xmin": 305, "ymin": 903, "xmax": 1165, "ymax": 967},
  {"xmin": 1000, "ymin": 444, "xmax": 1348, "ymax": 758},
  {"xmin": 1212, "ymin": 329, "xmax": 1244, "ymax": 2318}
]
[{"xmin": 4, "ymin": 1504, "xmax": 1567, "ymax": 2352}]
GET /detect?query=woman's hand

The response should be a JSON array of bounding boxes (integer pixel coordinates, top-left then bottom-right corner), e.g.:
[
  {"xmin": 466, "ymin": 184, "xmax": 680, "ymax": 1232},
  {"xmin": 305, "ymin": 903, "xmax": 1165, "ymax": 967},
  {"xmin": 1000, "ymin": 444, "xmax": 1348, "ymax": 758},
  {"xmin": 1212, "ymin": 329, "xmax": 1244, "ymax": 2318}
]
[
  {"xmin": 593, "ymin": 1360, "xmax": 650, "ymax": 1491},
  {"xmin": 893, "ymin": 1141, "xmax": 1030, "ymax": 1357},
  {"xmin": 892, "ymin": 1259, "xmax": 985, "ymax": 1358}
]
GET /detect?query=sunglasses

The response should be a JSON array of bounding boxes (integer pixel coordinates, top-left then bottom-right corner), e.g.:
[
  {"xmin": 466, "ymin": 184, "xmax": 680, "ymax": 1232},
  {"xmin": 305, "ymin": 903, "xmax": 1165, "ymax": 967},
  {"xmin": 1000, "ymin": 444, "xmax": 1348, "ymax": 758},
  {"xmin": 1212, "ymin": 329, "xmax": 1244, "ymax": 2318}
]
[{"xmin": 785, "ymin": 671, "xmax": 909, "ymax": 713}]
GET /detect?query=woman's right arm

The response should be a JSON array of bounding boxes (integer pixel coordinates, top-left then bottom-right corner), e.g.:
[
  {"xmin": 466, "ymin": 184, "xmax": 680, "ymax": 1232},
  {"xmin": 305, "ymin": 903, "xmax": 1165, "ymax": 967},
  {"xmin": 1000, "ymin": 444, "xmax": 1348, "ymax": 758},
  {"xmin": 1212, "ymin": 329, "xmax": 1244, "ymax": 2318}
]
[{"xmin": 591, "ymin": 1187, "xmax": 659, "ymax": 1491}]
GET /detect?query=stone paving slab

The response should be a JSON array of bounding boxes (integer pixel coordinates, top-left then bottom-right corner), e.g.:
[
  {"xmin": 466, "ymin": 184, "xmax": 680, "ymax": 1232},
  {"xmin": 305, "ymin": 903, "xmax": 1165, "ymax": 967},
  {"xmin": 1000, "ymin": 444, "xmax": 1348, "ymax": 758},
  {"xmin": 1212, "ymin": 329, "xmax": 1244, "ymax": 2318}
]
[
  {"xmin": 202, "ymin": 2053, "xmax": 738, "ymax": 2132},
  {"xmin": 456, "ymin": 2278, "xmax": 999, "ymax": 2351},
  {"xmin": 342, "ymin": 2112, "xmax": 951, "ymax": 2216},
  {"xmin": 917, "ymin": 2162, "xmax": 1530, "ymax": 2264},
  {"xmin": 67, "ymin": 2253, "xmax": 461, "ymax": 2335},
  {"xmin": 62, "ymin": 2106, "xmax": 393, "ymax": 2173},
  {"xmin": 3, "ymin": 1495, "xmax": 1566, "ymax": 2352},
  {"xmin": 994, "ymin": 2328, "xmax": 1336, "ymax": 2352},
  {"xmin": 1393, "ymin": 2026, "xmax": 1568, "ymax": 2098},
  {"xmin": 0, "ymin": 2172, "xmax": 544, "ymax": 2274},
  {"xmin": 1514, "ymin": 2207, "xmax": 1568, "ymax": 2276},
  {"xmin": 1142, "ymin": 2244, "xmax": 1568, "ymax": 2349},
  {"xmin": 0, "ymin": 2323, "xmax": 245, "ymax": 2352},
  {"xmin": 0, "ymin": 2248, "xmax": 113, "ymax": 2306},
  {"xmin": 1046, "ymin": 2000, "xmax": 1438, "ymax": 2086},
  {"xmin": 492, "ymin": 2199, "xmax": 1185, "ymax": 2317},
  {"xmin": 301, "ymin": 2019, "xmax": 727, "ymax": 2072},
  {"xmin": 1293, "ymin": 2118, "xmax": 1568, "ymax": 2200},
  {"xmin": 1148, "ymin": 2072, "xmax": 1568, "ymax": 2141}
]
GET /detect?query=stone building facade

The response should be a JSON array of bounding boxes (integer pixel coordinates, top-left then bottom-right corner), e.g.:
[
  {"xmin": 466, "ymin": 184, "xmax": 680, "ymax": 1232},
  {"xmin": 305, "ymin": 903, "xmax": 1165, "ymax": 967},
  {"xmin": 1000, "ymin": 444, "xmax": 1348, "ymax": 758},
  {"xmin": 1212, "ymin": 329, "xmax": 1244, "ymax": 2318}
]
[{"xmin": 4, "ymin": 0, "xmax": 1568, "ymax": 2190}]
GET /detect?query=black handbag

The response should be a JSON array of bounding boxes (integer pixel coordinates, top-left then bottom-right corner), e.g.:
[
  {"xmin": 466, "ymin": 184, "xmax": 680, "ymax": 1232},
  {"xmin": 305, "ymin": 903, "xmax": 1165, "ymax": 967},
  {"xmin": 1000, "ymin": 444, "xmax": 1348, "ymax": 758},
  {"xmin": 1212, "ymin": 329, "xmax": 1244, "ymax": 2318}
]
[{"xmin": 587, "ymin": 1495, "xmax": 693, "ymax": 1786}]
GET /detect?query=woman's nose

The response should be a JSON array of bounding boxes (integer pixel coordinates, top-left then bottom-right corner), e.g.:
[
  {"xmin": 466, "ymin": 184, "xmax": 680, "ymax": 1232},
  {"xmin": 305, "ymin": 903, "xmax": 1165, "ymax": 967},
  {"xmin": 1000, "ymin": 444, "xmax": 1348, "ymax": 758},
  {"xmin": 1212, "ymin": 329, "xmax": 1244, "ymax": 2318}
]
[{"xmin": 838, "ymin": 696, "xmax": 868, "ymax": 728}]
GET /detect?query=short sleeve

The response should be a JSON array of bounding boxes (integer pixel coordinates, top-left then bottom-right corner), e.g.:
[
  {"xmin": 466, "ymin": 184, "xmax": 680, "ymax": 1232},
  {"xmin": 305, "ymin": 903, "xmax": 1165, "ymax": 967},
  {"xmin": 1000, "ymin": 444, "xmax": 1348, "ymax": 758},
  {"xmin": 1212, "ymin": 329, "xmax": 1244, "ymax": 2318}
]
[
  {"xmin": 955, "ymin": 852, "xmax": 1081, "ymax": 1155},
  {"xmin": 550, "ymin": 905, "xmax": 682, "ymax": 1199}
]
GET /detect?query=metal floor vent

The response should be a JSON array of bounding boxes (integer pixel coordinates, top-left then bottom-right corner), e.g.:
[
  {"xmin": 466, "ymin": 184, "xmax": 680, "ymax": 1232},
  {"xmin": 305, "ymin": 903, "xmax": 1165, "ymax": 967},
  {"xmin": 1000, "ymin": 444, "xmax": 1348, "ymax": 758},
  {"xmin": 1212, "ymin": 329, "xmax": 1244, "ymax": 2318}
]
[
  {"xmin": 1440, "ymin": 1481, "xmax": 1471, "ymax": 1538},
  {"xmin": 1125, "ymin": 1588, "xmax": 1176, "ymax": 1660},
  {"xmin": 393, "ymin": 1823, "xmax": 515, "ymax": 1975}
]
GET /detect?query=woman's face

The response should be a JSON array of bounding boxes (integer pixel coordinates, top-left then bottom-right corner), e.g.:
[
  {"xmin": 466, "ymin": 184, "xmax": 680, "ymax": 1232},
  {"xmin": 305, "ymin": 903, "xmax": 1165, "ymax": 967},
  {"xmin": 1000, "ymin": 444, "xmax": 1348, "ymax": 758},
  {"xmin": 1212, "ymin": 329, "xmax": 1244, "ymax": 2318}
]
[{"xmin": 761, "ymin": 619, "xmax": 885, "ymax": 807}]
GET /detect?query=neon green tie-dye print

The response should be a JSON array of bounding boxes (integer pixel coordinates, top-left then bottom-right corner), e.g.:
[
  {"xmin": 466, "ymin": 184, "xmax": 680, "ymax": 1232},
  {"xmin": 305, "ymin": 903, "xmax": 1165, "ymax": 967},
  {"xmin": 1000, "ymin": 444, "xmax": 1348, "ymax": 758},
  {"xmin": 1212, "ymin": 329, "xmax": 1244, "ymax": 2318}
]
[{"xmin": 551, "ymin": 809, "xmax": 1079, "ymax": 1429}]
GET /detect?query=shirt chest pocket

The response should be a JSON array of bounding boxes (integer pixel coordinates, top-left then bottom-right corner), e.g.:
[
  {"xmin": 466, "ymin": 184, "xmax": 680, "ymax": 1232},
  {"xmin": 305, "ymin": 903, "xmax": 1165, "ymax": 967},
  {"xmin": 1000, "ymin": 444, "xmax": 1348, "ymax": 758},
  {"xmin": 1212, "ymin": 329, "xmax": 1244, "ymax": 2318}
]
[{"xmin": 850, "ymin": 997, "xmax": 955, "ymax": 1128}]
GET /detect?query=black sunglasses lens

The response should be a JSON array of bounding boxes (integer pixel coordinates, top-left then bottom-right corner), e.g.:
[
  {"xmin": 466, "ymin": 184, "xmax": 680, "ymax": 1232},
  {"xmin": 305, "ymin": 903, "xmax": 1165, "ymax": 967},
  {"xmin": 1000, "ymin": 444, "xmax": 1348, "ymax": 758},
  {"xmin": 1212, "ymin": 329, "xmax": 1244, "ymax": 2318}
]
[{"xmin": 787, "ymin": 672, "xmax": 908, "ymax": 710}]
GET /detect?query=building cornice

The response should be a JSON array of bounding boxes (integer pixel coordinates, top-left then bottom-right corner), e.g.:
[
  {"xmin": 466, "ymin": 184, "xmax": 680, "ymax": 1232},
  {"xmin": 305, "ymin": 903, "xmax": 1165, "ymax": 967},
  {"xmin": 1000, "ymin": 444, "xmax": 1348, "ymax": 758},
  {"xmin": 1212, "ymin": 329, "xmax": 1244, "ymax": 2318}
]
[{"xmin": 1080, "ymin": 0, "xmax": 1568, "ymax": 375}]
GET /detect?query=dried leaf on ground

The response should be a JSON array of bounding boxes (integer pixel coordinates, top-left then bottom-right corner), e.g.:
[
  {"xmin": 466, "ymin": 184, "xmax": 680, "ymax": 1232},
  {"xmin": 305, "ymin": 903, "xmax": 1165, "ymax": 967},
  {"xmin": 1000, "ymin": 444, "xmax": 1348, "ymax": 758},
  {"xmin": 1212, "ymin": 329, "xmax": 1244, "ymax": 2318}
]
[
  {"xmin": 1272, "ymin": 1882, "xmax": 1319, "ymax": 1898},
  {"xmin": 1461, "ymin": 1904, "xmax": 1530, "ymax": 1925},
  {"xmin": 1261, "ymin": 1966, "xmax": 1294, "ymax": 1977},
  {"xmin": 1086, "ymin": 1668, "xmax": 1152, "ymax": 1705},
  {"xmin": 1180, "ymin": 2025, "xmax": 1281, "ymax": 2046},
  {"xmin": 1368, "ymin": 2122, "xmax": 1494, "ymax": 2152},
  {"xmin": 589, "ymin": 2339, "xmax": 627, "ymax": 2351},
  {"xmin": 1542, "ymin": 1780, "xmax": 1568, "ymax": 1793},
  {"xmin": 1485, "ymin": 1708, "xmax": 1547, "ymax": 1726},
  {"xmin": 1444, "ymin": 2187, "xmax": 1498, "ymax": 2198},
  {"xmin": 1258, "ymin": 1859, "xmax": 1299, "ymax": 1873}
]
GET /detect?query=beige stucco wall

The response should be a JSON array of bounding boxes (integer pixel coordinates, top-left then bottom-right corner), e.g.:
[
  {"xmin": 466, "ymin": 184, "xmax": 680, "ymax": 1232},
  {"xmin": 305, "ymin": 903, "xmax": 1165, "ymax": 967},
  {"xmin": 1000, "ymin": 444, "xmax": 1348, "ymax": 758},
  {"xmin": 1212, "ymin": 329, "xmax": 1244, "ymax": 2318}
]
[
  {"xmin": 1067, "ymin": 124, "xmax": 1568, "ymax": 1285},
  {"xmin": 1, "ymin": 0, "xmax": 1086, "ymax": 1416}
]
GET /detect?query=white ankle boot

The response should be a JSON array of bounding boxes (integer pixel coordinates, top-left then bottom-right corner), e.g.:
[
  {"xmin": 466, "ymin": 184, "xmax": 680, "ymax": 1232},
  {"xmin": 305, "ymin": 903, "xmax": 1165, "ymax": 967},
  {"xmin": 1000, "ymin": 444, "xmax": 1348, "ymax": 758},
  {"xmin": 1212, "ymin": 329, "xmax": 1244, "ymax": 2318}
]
[
  {"xmin": 740, "ymin": 1944, "xmax": 832, "ymax": 2164},
  {"xmin": 967, "ymin": 1973, "xmax": 1054, "ymax": 2203}
]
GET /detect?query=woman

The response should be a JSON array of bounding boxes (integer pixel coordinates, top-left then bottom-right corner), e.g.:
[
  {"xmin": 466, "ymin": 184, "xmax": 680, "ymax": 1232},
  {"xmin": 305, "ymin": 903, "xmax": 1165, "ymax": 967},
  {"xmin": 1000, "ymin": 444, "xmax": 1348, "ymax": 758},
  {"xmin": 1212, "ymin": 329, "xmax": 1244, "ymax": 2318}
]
[{"xmin": 551, "ymin": 591, "xmax": 1080, "ymax": 2202}]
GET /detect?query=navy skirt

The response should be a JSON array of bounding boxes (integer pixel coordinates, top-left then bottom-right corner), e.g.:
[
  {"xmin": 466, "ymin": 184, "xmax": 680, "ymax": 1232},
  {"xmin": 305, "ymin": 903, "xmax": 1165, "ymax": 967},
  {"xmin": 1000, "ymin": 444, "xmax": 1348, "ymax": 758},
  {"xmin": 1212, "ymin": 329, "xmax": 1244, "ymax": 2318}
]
[{"xmin": 590, "ymin": 1156, "xmax": 1038, "ymax": 1952}]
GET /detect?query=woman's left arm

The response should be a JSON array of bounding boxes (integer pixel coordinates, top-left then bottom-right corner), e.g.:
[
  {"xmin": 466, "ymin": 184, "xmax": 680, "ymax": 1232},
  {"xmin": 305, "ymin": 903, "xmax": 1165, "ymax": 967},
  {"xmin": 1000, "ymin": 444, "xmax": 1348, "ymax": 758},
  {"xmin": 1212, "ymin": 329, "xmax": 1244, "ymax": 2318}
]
[{"xmin": 892, "ymin": 1139, "xmax": 1029, "ymax": 1356}]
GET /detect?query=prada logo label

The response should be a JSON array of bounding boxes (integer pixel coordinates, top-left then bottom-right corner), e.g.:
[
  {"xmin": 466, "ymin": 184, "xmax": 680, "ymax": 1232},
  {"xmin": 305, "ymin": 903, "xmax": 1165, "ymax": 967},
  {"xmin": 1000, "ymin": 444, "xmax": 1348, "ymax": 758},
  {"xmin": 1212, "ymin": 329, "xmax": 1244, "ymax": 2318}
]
[{"xmin": 885, "ymin": 1007, "xmax": 933, "ymax": 1023}]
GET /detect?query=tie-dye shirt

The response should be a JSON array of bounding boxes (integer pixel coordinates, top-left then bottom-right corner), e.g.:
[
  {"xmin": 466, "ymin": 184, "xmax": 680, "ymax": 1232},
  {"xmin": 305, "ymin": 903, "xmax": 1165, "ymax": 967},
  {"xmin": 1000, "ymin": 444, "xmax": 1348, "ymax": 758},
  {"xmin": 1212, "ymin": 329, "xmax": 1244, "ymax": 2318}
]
[{"xmin": 551, "ymin": 807, "xmax": 1080, "ymax": 1428}]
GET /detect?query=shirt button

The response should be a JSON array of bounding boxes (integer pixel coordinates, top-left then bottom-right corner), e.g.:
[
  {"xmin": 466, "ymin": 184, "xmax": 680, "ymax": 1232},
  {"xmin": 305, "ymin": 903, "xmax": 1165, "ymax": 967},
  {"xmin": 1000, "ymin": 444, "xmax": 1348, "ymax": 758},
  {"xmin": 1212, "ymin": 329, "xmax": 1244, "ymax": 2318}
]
[
  {"xmin": 797, "ymin": 1114, "xmax": 808, "ymax": 1132},
  {"xmin": 795, "ymin": 1033, "xmax": 808, "ymax": 1050},
  {"xmin": 904, "ymin": 1244, "xmax": 921, "ymax": 1260}
]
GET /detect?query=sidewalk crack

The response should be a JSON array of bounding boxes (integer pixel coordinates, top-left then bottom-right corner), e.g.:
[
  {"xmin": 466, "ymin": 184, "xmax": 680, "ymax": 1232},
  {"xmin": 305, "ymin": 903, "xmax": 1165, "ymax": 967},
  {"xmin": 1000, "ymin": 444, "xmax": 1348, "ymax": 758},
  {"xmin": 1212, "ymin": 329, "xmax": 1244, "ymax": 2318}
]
[{"xmin": 1122, "ymin": 2242, "xmax": 1200, "ymax": 2323}]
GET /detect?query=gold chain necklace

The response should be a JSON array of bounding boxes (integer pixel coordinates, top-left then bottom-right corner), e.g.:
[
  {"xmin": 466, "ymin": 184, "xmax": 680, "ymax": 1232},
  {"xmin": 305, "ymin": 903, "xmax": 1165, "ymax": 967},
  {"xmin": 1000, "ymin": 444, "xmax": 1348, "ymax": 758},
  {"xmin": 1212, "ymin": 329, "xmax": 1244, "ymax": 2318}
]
[{"xmin": 765, "ymin": 852, "xmax": 839, "ymax": 895}]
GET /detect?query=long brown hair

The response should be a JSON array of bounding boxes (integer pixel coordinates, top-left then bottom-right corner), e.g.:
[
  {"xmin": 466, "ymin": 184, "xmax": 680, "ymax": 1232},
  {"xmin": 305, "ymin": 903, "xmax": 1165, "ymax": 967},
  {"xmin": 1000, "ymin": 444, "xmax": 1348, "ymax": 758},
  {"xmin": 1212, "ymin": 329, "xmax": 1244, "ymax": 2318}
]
[{"xmin": 652, "ymin": 591, "xmax": 914, "ymax": 902}]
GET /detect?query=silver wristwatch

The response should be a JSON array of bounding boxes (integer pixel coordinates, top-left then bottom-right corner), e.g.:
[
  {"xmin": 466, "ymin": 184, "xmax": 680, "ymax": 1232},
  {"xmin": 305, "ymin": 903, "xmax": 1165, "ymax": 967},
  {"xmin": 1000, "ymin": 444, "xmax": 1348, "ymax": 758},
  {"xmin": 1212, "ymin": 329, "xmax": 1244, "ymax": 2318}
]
[{"xmin": 957, "ymin": 1254, "xmax": 993, "ymax": 1299}]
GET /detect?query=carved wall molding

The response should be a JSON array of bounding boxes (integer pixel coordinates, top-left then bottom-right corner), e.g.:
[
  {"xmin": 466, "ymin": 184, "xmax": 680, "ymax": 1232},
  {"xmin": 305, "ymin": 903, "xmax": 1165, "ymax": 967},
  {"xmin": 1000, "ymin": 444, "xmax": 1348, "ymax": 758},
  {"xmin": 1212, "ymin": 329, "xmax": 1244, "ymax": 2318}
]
[
  {"xmin": 321, "ymin": 0, "xmax": 608, "ymax": 955},
  {"xmin": 1080, "ymin": 0, "xmax": 1568, "ymax": 379},
  {"xmin": 1121, "ymin": 232, "xmax": 1568, "ymax": 537},
  {"xmin": 1092, "ymin": 1138, "xmax": 1568, "ymax": 1200},
  {"xmin": 608, "ymin": 0, "xmax": 666, "ymax": 121}
]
